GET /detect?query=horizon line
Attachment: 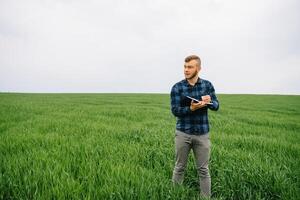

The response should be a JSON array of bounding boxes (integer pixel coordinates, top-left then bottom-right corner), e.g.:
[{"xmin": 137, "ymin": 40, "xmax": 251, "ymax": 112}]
[{"xmin": 0, "ymin": 91, "xmax": 299, "ymax": 96}]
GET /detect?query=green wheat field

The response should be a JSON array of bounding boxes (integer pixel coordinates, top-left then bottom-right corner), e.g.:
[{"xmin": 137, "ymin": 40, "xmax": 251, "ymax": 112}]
[{"xmin": 0, "ymin": 93, "xmax": 299, "ymax": 200}]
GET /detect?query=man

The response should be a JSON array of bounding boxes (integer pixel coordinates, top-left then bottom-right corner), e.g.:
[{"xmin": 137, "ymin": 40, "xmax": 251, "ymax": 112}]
[{"xmin": 170, "ymin": 55, "xmax": 219, "ymax": 198}]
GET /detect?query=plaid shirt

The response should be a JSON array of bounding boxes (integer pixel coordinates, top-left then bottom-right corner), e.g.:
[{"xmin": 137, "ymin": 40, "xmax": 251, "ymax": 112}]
[{"xmin": 170, "ymin": 77, "xmax": 219, "ymax": 135}]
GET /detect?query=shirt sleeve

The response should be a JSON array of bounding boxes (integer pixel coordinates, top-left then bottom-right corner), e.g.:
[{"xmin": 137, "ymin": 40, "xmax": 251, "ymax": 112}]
[
  {"xmin": 170, "ymin": 85, "xmax": 192, "ymax": 117},
  {"xmin": 207, "ymin": 82, "xmax": 220, "ymax": 111}
]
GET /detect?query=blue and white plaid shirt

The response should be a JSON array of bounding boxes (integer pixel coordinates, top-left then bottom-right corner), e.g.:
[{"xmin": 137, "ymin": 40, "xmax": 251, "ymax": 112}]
[{"xmin": 170, "ymin": 77, "xmax": 219, "ymax": 135}]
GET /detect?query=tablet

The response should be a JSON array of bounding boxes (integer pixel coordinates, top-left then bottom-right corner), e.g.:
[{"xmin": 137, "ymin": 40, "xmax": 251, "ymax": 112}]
[{"xmin": 186, "ymin": 96, "xmax": 213, "ymax": 105}]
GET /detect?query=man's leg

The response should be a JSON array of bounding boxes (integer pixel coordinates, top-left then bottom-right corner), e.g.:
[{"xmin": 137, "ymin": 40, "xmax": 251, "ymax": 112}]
[
  {"xmin": 172, "ymin": 130, "xmax": 192, "ymax": 184},
  {"xmin": 192, "ymin": 133, "xmax": 211, "ymax": 197}
]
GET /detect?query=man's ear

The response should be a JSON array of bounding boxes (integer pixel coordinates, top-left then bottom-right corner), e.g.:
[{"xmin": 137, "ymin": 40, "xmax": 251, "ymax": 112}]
[{"xmin": 197, "ymin": 66, "xmax": 201, "ymax": 72}]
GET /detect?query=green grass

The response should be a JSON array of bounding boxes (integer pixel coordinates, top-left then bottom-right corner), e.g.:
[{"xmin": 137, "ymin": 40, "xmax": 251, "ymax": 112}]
[{"xmin": 0, "ymin": 93, "xmax": 299, "ymax": 200}]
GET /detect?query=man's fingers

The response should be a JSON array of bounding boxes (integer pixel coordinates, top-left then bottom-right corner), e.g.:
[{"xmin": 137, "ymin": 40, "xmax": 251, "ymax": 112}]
[
  {"xmin": 196, "ymin": 101, "xmax": 206, "ymax": 107},
  {"xmin": 202, "ymin": 95, "xmax": 211, "ymax": 101},
  {"xmin": 191, "ymin": 101, "xmax": 207, "ymax": 111}
]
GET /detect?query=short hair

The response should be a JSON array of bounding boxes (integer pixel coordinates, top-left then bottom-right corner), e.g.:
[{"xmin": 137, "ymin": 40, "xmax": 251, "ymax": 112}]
[{"xmin": 184, "ymin": 55, "xmax": 201, "ymax": 67}]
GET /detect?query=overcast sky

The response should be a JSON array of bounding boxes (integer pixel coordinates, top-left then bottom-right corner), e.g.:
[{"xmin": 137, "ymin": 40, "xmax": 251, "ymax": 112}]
[{"xmin": 1, "ymin": 0, "xmax": 299, "ymax": 94}]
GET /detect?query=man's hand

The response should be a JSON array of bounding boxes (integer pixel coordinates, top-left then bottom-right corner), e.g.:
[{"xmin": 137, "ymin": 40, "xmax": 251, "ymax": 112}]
[
  {"xmin": 190, "ymin": 95, "xmax": 212, "ymax": 111},
  {"xmin": 202, "ymin": 95, "xmax": 211, "ymax": 104},
  {"xmin": 190, "ymin": 100, "xmax": 207, "ymax": 111}
]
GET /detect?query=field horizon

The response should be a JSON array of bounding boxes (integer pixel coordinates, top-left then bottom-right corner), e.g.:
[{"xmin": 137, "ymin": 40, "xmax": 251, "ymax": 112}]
[
  {"xmin": 0, "ymin": 92, "xmax": 299, "ymax": 96},
  {"xmin": 0, "ymin": 93, "xmax": 299, "ymax": 199}
]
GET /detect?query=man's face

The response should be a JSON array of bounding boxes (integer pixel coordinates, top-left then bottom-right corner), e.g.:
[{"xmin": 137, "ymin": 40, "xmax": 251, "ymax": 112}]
[{"xmin": 184, "ymin": 59, "xmax": 200, "ymax": 80}]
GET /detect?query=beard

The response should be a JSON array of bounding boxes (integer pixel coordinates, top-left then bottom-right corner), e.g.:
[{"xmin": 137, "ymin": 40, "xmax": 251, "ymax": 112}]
[{"xmin": 186, "ymin": 70, "xmax": 198, "ymax": 80}]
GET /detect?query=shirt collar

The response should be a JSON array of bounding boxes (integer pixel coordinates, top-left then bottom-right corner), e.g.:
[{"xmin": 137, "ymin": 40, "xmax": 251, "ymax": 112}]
[{"xmin": 184, "ymin": 77, "xmax": 202, "ymax": 86}]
